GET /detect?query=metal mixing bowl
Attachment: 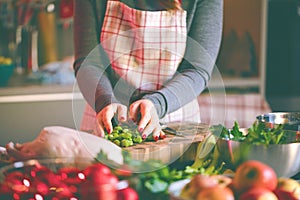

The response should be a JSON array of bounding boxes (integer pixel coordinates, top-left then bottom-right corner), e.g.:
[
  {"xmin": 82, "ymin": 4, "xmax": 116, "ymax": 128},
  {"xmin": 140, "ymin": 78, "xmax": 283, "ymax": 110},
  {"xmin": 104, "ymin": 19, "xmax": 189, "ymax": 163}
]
[
  {"xmin": 217, "ymin": 129, "xmax": 300, "ymax": 178},
  {"xmin": 256, "ymin": 112, "xmax": 300, "ymax": 131}
]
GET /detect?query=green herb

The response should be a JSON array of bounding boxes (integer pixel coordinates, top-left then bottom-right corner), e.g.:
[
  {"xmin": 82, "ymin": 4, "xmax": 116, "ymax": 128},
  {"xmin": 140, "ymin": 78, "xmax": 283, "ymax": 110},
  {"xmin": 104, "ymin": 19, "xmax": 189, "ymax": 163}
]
[
  {"xmin": 210, "ymin": 121, "xmax": 244, "ymax": 141},
  {"xmin": 211, "ymin": 121, "xmax": 289, "ymax": 145},
  {"xmin": 245, "ymin": 122, "xmax": 286, "ymax": 145}
]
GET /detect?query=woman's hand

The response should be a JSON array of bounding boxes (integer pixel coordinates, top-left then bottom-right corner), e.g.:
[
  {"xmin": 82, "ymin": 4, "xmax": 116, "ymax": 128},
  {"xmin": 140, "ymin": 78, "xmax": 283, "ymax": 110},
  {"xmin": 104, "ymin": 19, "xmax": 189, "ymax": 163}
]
[
  {"xmin": 129, "ymin": 99, "xmax": 165, "ymax": 140},
  {"xmin": 96, "ymin": 103, "xmax": 127, "ymax": 136}
]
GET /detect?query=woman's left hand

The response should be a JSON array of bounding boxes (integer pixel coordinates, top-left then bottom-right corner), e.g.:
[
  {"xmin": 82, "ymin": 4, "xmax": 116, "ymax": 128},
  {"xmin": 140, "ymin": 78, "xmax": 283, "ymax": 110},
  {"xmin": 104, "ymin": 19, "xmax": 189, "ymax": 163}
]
[
  {"xmin": 129, "ymin": 99, "xmax": 165, "ymax": 141},
  {"xmin": 96, "ymin": 103, "xmax": 128, "ymax": 136}
]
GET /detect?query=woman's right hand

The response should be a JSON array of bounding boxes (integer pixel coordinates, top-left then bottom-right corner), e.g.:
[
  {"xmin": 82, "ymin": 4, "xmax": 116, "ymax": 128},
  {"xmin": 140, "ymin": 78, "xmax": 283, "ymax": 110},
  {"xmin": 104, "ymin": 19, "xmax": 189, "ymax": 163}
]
[
  {"xmin": 96, "ymin": 103, "xmax": 128, "ymax": 136},
  {"xmin": 129, "ymin": 99, "xmax": 165, "ymax": 141}
]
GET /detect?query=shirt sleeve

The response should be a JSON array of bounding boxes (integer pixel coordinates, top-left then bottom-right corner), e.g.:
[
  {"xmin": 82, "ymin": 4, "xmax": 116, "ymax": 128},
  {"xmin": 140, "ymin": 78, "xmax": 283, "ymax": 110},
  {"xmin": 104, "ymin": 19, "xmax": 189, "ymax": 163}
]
[
  {"xmin": 73, "ymin": 0, "xmax": 118, "ymax": 112},
  {"xmin": 143, "ymin": 0, "xmax": 223, "ymax": 118}
]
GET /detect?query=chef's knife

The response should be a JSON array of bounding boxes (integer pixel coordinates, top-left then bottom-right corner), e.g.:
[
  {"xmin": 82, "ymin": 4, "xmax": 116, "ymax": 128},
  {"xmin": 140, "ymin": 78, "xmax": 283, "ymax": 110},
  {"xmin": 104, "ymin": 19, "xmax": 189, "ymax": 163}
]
[{"xmin": 162, "ymin": 126, "xmax": 185, "ymax": 137}]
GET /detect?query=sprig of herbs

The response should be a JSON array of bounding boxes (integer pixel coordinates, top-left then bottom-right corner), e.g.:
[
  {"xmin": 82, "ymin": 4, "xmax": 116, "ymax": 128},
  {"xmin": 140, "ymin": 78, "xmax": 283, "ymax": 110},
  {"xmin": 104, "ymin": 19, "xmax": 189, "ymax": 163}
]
[
  {"xmin": 209, "ymin": 121, "xmax": 244, "ymax": 141},
  {"xmin": 245, "ymin": 122, "xmax": 286, "ymax": 145}
]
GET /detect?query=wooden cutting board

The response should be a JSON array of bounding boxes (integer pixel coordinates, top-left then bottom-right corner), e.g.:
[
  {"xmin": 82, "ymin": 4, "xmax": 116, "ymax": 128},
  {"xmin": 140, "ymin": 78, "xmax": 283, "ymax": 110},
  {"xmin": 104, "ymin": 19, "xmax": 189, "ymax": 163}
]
[{"xmin": 124, "ymin": 122, "xmax": 211, "ymax": 164}]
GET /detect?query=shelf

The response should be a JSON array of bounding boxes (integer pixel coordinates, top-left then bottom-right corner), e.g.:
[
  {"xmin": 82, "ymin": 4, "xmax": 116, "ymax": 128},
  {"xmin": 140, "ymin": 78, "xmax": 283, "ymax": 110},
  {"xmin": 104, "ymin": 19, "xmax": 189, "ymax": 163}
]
[{"xmin": 0, "ymin": 84, "xmax": 83, "ymax": 103}]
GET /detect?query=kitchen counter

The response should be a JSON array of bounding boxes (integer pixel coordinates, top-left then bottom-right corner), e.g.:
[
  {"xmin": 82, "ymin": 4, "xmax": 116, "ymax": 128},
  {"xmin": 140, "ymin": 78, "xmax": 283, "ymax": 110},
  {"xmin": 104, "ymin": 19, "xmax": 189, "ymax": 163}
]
[{"xmin": 0, "ymin": 83, "xmax": 86, "ymax": 147}]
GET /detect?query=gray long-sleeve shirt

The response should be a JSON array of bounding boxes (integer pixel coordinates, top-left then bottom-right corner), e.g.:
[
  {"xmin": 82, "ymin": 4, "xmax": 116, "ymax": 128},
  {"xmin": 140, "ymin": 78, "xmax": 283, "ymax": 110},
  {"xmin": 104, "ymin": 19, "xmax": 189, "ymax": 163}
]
[{"xmin": 73, "ymin": 0, "xmax": 223, "ymax": 118}]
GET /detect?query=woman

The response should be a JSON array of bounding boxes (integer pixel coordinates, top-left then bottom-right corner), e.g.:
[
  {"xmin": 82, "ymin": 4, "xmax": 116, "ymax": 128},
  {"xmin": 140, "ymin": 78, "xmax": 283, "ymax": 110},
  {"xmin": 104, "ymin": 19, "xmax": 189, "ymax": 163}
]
[{"xmin": 73, "ymin": 0, "xmax": 223, "ymax": 140}]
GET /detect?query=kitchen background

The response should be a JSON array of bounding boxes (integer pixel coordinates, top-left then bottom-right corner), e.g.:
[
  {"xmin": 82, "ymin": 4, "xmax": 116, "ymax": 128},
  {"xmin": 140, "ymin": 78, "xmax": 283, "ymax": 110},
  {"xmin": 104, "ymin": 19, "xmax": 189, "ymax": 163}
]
[{"xmin": 0, "ymin": 0, "xmax": 299, "ymax": 146}]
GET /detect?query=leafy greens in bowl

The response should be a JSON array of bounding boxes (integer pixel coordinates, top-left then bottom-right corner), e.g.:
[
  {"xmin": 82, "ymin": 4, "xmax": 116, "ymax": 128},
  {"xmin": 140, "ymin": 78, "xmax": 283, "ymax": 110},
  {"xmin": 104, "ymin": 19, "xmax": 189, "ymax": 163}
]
[
  {"xmin": 213, "ymin": 121, "xmax": 300, "ymax": 177},
  {"xmin": 211, "ymin": 121, "xmax": 298, "ymax": 145}
]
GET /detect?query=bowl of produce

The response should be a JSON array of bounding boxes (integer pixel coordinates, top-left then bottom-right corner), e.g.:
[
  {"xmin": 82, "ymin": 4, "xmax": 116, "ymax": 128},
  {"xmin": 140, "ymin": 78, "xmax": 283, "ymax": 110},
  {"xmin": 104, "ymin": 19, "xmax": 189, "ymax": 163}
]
[
  {"xmin": 0, "ymin": 158, "xmax": 135, "ymax": 200},
  {"xmin": 214, "ymin": 121, "xmax": 300, "ymax": 177},
  {"xmin": 169, "ymin": 160, "xmax": 300, "ymax": 200},
  {"xmin": 0, "ymin": 56, "xmax": 14, "ymax": 87}
]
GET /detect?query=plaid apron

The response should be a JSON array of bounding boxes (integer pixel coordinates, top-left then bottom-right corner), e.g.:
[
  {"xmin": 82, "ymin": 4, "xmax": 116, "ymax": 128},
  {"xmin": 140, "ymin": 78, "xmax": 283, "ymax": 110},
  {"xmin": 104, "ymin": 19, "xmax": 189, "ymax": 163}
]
[{"xmin": 80, "ymin": 0, "xmax": 201, "ymax": 135}]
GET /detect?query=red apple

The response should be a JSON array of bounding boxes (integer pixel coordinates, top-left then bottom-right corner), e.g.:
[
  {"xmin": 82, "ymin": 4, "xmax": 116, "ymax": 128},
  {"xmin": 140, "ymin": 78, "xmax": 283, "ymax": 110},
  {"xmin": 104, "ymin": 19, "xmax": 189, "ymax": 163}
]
[
  {"xmin": 191, "ymin": 174, "xmax": 219, "ymax": 189},
  {"xmin": 211, "ymin": 175, "xmax": 233, "ymax": 188},
  {"xmin": 180, "ymin": 174, "xmax": 219, "ymax": 199},
  {"xmin": 196, "ymin": 185, "xmax": 235, "ymax": 200},
  {"xmin": 274, "ymin": 178, "xmax": 300, "ymax": 200},
  {"xmin": 232, "ymin": 160, "xmax": 277, "ymax": 193},
  {"xmin": 239, "ymin": 187, "xmax": 278, "ymax": 200}
]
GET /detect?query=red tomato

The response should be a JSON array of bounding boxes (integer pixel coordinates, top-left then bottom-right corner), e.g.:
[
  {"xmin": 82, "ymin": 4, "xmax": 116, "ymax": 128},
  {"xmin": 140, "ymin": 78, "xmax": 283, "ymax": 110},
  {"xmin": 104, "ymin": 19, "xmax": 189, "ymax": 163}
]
[
  {"xmin": 57, "ymin": 167, "xmax": 85, "ymax": 185},
  {"xmin": 232, "ymin": 160, "xmax": 278, "ymax": 193},
  {"xmin": 80, "ymin": 179, "xmax": 118, "ymax": 200},
  {"xmin": 29, "ymin": 179, "xmax": 49, "ymax": 195},
  {"xmin": 80, "ymin": 169, "xmax": 119, "ymax": 200},
  {"xmin": 46, "ymin": 181, "xmax": 74, "ymax": 199},
  {"xmin": 117, "ymin": 187, "xmax": 139, "ymax": 200},
  {"xmin": 28, "ymin": 165, "xmax": 59, "ymax": 186},
  {"xmin": 0, "ymin": 183, "xmax": 13, "ymax": 199},
  {"xmin": 83, "ymin": 163, "xmax": 112, "ymax": 179},
  {"xmin": 3, "ymin": 171, "xmax": 30, "ymax": 193}
]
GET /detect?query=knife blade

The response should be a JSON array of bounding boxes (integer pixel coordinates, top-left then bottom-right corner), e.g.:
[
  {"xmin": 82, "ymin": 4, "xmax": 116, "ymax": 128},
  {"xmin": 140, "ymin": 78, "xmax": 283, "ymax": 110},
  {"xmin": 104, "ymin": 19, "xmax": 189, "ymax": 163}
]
[{"xmin": 162, "ymin": 126, "xmax": 185, "ymax": 137}]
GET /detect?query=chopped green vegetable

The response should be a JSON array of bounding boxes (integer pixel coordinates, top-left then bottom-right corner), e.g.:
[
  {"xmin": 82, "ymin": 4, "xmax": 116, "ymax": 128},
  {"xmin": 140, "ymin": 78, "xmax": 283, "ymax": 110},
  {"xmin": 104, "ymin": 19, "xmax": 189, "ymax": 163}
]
[{"xmin": 104, "ymin": 124, "xmax": 142, "ymax": 147}]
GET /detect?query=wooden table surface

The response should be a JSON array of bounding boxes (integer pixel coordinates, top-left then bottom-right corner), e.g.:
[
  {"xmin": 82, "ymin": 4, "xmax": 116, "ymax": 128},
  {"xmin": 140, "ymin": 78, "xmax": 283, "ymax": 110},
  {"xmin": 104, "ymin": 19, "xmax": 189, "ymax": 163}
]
[{"xmin": 124, "ymin": 122, "xmax": 211, "ymax": 164}]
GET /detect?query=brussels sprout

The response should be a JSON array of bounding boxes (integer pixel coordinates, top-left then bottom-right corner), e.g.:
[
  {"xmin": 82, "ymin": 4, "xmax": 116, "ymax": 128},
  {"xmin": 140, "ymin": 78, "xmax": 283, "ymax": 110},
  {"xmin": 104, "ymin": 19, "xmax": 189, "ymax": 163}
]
[
  {"xmin": 121, "ymin": 139, "xmax": 131, "ymax": 147},
  {"xmin": 133, "ymin": 136, "xmax": 143, "ymax": 143}
]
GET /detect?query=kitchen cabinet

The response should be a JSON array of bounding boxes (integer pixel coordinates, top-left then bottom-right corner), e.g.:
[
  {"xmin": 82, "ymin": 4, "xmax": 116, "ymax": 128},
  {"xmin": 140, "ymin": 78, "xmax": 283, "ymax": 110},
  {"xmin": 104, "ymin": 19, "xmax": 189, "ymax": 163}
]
[{"xmin": 212, "ymin": 0, "xmax": 268, "ymax": 96}]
